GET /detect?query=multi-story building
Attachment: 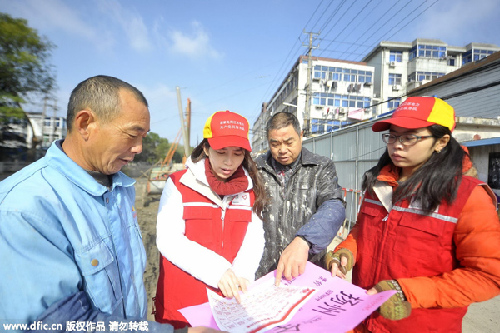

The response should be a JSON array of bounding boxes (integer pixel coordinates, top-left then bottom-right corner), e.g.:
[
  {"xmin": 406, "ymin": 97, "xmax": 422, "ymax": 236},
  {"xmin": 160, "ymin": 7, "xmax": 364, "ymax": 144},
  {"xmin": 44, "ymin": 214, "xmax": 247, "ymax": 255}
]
[
  {"xmin": 0, "ymin": 111, "xmax": 67, "ymax": 161},
  {"xmin": 25, "ymin": 111, "xmax": 67, "ymax": 149},
  {"xmin": 252, "ymin": 39, "xmax": 500, "ymax": 151},
  {"xmin": 362, "ymin": 38, "xmax": 500, "ymax": 114},
  {"xmin": 252, "ymin": 56, "xmax": 375, "ymax": 152}
]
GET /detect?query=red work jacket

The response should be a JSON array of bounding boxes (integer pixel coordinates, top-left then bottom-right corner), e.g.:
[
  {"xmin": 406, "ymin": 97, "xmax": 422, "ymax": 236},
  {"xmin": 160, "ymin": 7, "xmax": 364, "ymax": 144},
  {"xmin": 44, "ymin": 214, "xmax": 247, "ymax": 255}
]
[{"xmin": 354, "ymin": 176, "xmax": 482, "ymax": 333}]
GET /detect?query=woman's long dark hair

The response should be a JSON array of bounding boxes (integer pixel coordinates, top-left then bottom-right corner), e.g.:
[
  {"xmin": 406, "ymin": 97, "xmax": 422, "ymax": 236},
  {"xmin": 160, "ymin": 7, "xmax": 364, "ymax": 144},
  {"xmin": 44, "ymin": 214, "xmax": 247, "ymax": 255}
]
[
  {"xmin": 363, "ymin": 124, "xmax": 465, "ymax": 212},
  {"xmin": 191, "ymin": 139, "xmax": 268, "ymax": 217}
]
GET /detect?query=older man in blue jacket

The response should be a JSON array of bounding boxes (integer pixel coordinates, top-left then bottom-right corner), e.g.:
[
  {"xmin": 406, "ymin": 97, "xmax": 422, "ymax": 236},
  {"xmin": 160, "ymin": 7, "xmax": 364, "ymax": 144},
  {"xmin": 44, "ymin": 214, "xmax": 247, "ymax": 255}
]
[{"xmin": 0, "ymin": 76, "xmax": 221, "ymax": 333}]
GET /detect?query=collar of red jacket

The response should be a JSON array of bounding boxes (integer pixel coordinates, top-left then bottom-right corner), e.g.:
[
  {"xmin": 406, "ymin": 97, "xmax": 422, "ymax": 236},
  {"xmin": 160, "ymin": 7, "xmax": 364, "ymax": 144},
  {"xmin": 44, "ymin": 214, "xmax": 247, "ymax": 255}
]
[
  {"xmin": 376, "ymin": 146, "xmax": 473, "ymax": 188},
  {"xmin": 377, "ymin": 164, "xmax": 400, "ymax": 187}
]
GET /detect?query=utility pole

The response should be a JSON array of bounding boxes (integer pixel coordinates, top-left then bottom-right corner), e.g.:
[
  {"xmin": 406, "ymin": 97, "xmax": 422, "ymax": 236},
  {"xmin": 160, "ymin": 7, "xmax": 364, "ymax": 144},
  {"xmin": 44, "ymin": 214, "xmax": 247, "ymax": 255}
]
[
  {"xmin": 186, "ymin": 98, "xmax": 191, "ymax": 151},
  {"xmin": 303, "ymin": 30, "xmax": 319, "ymax": 137},
  {"xmin": 176, "ymin": 87, "xmax": 191, "ymax": 161}
]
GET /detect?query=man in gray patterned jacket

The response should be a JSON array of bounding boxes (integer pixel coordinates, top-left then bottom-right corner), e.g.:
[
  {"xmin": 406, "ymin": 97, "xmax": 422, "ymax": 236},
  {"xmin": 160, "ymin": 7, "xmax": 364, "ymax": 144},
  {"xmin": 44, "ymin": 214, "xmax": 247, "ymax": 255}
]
[{"xmin": 255, "ymin": 112, "xmax": 346, "ymax": 284}]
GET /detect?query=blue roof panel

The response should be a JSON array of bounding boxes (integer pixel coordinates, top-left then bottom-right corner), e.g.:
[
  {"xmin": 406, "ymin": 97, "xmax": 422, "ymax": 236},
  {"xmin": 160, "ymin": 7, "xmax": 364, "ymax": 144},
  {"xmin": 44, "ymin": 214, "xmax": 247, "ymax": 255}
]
[{"xmin": 461, "ymin": 137, "xmax": 500, "ymax": 147}]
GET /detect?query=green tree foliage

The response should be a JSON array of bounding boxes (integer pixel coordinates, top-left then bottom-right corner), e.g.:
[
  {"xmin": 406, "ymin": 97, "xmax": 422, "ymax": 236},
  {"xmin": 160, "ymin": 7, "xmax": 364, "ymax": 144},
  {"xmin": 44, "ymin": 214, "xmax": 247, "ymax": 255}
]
[
  {"xmin": 135, "ymin": 132, "xmax": 189, "ymax": 164},
  {"xmin": 0, "ymin": 12, "xmax": 55, "ymax": 118},
  {"xmin": 135, "ymin": 132, "xmax": 162, "ymax": 163}
]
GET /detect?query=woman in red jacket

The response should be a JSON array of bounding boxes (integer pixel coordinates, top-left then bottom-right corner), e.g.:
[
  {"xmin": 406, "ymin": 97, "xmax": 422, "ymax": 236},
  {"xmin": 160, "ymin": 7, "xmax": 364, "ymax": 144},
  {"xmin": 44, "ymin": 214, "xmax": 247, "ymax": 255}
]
[
  {"xmin": 326, "ymin": 97, "xmax": 500, "ymax": 333},
  {"xmin": 154, "ymin": 111, "xmax": 267, "ymax": 329}
]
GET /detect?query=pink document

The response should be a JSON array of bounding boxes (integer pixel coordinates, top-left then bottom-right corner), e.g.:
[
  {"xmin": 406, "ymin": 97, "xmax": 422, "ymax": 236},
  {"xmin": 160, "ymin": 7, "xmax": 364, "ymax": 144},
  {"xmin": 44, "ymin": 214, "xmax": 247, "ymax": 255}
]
[{"xmin": 180, "ymin": 262, "xmax": 395, "ymax": 332}]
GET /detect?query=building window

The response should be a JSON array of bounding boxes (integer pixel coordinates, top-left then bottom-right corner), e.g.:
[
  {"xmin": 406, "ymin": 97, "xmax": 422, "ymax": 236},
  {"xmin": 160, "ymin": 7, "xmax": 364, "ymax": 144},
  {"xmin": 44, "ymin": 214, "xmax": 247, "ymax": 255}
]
[
  {"xmin": 313, "ymin": 65, "xmax": 328, "ymax": 79},
  {"xmin": 462, "ymin": 49, "xmax": 494, "ymax": 65},
  {"xmin": 388, "ymin": 73, "xmax": 402, "ymax": 86},
  {"xmin": 409, "ymin": 44, "xmax": 446, "ymax": 60},
  {"xmin": 313, "ymin": 66, "xmax": 372, "ymax": 83},
  {"xmin": 312, "ymin": 93, "xmax": 371, "ymax": 109},
  {"xmin": 408, "ymin": 71, "xmax": 445, "ymax": 82},
  {"xmin": 357, "ymin": 71, "xmax": 372, "ymax": 83},
  {"xmin": 42, "ymin": 134, "xmax": 51, "ymax": 148},
  {"xmin": 311, "ymin": 119, "xmax": 325, "ymax": 134},
  {"xmin": 342, "ymin": 68, "xmax": 355, "ymax": 82},
  {"xmin": 447, "ymin": 56, "xmax": 456, "ymax": 66},
  {"xmin": 389, "ymin": 51, "xmax": 402, "ymax": 62},
  {"xmin": 387, "ymin": 98, "xmax": 401, "ymax": 110}
]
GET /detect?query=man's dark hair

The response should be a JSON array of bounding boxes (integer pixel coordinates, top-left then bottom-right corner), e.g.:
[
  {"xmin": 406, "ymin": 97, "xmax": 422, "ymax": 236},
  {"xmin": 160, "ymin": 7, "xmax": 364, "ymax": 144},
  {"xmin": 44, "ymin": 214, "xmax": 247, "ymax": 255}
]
[
  {"xmin": 66, "ymin": 75, "xmax": 148, "ymax": 132},
  {"xmin": 265, "ymin": 112, "xmax": 302, "ymax": 140}
]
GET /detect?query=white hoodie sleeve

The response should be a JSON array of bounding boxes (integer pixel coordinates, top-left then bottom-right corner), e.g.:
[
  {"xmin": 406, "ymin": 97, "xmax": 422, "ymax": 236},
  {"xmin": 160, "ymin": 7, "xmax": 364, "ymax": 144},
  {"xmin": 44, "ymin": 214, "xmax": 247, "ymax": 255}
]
[
  {"xmin": 156, "ymin": 178, "xmax": 232, "ymax": 288},
  {"xmin": 231, "ymin": 212, "xmax": 265, "ymax": 282}
]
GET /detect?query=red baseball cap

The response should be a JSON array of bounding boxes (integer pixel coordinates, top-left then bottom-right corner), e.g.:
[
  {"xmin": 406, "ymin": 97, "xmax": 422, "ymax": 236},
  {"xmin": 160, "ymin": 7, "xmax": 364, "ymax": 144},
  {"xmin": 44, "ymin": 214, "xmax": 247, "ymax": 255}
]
[
  {"xmin": 372, "ymin": 97, "xmax": 456, "ymax": 132},
  {"xmin": 203, "ymin": 110, "xmax": 252, "ymax": 151}
]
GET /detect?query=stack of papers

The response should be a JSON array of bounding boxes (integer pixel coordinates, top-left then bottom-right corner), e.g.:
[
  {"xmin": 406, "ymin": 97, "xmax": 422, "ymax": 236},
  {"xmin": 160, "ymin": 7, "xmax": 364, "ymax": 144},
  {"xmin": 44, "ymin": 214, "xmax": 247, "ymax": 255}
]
[{"xmin": 180, "ymin": 262, "xmax": 395, "ymax": 332}]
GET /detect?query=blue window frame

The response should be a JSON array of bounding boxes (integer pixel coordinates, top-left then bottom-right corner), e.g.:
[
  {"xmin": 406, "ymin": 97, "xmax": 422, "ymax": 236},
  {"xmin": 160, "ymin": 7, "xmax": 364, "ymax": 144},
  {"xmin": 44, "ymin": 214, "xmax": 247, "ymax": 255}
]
[
  {"xmin": 388, "ymin": 73, "xmax": 402, "ymax": 85},
  {"xmin": 388, "ymin": 97, "xmax": 401, "ymax": 110},
  {"xmin": 389, "ymin": 51, "xmax": 402, "ymax": 62},
  {"xmin": 410, "ymin": 44, "xmax": 446, "ymax": 60}
]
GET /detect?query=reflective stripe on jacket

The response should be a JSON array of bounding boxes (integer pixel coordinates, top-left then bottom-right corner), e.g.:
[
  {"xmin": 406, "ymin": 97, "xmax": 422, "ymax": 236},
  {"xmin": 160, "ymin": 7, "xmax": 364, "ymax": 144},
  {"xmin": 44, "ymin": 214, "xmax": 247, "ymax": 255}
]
[{"xmin": 338, "ymin": 166, "xmax": 500, "ymax": 333}]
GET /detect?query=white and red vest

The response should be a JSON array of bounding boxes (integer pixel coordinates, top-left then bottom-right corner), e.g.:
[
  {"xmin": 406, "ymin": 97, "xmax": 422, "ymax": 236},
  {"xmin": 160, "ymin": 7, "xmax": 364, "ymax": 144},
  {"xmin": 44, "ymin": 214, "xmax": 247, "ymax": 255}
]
[{"xmin": 154, "ymin": 169, "xmax": 255, "ymax": 328}]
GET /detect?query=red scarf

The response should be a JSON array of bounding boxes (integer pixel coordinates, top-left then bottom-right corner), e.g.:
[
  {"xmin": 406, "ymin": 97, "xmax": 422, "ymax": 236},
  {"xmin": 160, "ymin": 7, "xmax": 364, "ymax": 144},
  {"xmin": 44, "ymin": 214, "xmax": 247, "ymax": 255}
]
[{"xmin": 204, "ymin": 158, "xmax": 249, "ymax": 196}]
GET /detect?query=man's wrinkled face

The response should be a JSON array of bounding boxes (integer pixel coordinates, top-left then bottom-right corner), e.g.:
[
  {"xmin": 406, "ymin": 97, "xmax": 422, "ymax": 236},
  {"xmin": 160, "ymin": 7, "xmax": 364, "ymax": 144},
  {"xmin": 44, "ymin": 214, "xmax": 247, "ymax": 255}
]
[
  {"xmin": 88, "ymin": 90, "xmax": 150, "ymax": 175},
  {"xmin": 268, "ymin": 125, "xmax": 302, "ymax": 166}
]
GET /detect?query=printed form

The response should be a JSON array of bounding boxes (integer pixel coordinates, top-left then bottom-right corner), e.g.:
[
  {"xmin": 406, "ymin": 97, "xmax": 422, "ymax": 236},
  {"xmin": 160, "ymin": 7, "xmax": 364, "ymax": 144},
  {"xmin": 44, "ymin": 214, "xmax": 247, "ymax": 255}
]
[
  {"xmin": 180, "ymin": 262, "xmax": 395, "ymax": 332},
  {"xmin": 207, "ymin": 279, "xmax": 317, "ymax": 332}
]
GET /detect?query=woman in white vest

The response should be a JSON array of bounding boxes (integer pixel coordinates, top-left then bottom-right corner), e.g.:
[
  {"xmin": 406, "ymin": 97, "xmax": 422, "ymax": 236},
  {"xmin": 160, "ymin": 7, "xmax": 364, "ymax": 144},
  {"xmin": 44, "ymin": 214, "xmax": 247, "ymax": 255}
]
[{"xmin": 154, "ymin": 110, "xmax": 267, "ymax": 329}]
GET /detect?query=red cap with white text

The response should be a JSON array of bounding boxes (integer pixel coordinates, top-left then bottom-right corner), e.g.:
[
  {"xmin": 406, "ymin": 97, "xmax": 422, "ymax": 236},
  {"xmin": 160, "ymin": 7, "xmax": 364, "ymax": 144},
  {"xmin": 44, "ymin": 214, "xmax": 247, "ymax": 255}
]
[
  {"xmin": 372, "ymin": 97, "xmax": 456, "ymax": 132},
  {"xmin": 203, "ymin": 110, "xmax": 252, "ymax": 151}
]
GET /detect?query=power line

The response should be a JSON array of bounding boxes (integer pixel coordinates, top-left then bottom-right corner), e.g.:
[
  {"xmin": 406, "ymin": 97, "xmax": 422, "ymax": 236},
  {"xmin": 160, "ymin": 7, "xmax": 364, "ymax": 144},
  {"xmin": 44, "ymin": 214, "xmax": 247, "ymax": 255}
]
[
  {"xmin": 318, "ymin": 0, "xmax": 348, "ymax": 33},
  {"xmin": 252, "ymin": 0, "xmax": 332, "ymax": 123},
  {"xmin": 317, "ymin": 0, "xmax": 375, "ymax": 58},
  {"xmin": 332, "ymin": 0, "xmax": 405, "ymax": 60},
  {"xmin": 341, "ymin": 0, "xmax": 414, "ymax": 60},
  {"xmin": 304, "ymin": 0, "xmax": 328, "ymax": 32},
  {"xmin": 357, "ymin": 0, "xmax": 437, "ymax": 57},
  {"xmin": 381, "ymin": 0, "xmax": 441, "ymax": 46},
  {"xmin": 317, "ymin": 0, "xmax": 364, "ymax": 57}
]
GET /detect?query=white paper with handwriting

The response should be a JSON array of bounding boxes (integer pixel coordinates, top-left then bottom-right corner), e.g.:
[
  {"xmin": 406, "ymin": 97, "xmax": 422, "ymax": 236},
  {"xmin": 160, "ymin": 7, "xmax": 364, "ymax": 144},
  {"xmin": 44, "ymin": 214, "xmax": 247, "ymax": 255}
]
[{"xmin": 207, "ymin": 278, "xmax": 317, "ymax": 332}]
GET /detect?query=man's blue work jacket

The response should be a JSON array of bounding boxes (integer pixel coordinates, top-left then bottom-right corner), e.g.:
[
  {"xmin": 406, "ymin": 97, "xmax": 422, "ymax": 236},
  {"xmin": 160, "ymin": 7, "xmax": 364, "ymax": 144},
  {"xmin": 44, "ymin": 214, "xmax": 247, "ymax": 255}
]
[{"xmin": 0, "ymin": 140, "xmax": 147, "ymax": 327}]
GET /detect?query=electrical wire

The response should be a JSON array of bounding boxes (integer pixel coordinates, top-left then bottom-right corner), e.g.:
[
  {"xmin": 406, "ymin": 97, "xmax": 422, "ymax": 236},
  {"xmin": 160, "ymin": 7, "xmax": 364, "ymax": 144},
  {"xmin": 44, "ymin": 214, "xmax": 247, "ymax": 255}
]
[
  {"xmin": 341, "ymin": 0, "xmax": 415, "ymax": 61},
  {"xmin": 317, "ymin": 0, "xmax": 376, "ymax": 58}
]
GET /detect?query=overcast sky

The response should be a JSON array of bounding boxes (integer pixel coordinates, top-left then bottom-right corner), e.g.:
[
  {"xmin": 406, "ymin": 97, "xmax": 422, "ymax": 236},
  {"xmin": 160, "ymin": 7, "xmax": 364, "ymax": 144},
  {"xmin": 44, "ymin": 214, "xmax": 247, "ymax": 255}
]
[{"xmin": 2, "ymin": 0, "xmax": 499, "ymax": 144}]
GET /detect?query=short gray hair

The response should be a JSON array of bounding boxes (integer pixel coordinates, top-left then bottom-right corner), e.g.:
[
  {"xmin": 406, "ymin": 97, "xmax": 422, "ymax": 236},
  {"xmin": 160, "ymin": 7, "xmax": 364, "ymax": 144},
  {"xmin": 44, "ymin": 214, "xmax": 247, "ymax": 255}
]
[{"xmin": 66, "ymin": 75, "xmax": 147, "ymax": 132}]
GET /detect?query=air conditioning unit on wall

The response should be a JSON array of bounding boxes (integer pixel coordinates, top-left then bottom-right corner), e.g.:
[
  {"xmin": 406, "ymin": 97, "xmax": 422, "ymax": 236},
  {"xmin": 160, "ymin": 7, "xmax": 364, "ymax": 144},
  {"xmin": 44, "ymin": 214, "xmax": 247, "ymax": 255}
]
[
  {"xmin": 392, "ymin": 85, "xmax": 402, "ymax": 91},
  {"xmin": 389, "ymin": 61, "xmax": 396, "ymax": 67}
]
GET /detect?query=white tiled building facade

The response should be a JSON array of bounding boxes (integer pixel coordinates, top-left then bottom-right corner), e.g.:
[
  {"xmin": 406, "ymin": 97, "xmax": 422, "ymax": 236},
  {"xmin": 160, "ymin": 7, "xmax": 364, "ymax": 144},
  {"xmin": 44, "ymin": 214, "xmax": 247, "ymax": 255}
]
[
  {"xmin": 252, "ymin": 39, "xmax": 500, "ymax": 151},
  {"xmin": 252, "ymin": 56, "xmax": 375, "ymax": 152},
  {"xmin": 0, "ymin": 111, "xmax": 67, "ymax": 161},
  {"xmin": 362, "ymin": 38, "xmax": 500, "ymax": 115}
]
